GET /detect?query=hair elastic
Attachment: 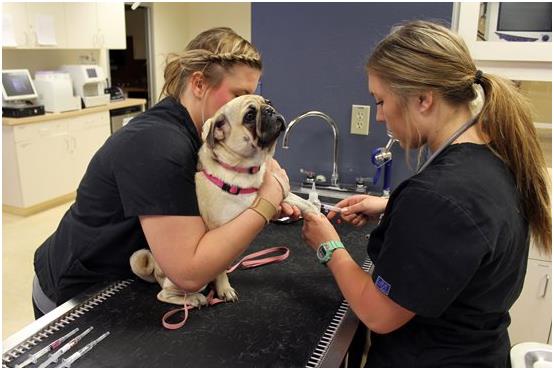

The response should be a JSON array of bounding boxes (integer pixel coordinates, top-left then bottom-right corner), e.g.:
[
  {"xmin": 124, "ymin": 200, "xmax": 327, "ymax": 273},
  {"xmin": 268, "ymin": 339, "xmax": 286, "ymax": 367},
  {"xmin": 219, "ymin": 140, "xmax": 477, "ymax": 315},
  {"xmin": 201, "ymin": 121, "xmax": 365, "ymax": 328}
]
[{"xmin": 474, "ymin": 70, "xmax": 484, "ymax": 85}]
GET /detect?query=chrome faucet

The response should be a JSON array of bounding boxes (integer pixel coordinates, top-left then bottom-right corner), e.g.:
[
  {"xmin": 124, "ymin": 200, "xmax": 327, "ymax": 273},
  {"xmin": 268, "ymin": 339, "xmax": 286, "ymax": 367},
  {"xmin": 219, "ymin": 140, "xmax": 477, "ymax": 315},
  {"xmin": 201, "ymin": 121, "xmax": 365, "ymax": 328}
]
[{"xmin": 282, "ymin": 111, "xmax": 340, "ymax": 188}]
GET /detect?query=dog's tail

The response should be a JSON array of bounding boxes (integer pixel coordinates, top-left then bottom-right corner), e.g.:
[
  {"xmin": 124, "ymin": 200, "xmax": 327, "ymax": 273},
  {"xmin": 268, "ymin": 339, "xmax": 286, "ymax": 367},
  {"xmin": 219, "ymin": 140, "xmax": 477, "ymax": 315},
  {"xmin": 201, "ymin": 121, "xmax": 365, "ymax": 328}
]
[{"xmin": 130, "ymin": 249, "xmax": 159, "ymax": 283}]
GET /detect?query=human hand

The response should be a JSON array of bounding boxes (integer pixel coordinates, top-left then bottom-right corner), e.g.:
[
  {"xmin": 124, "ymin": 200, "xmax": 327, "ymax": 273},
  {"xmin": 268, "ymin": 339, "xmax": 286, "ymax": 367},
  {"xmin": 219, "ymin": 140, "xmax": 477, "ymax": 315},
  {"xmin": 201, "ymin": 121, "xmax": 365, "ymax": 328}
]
[
  {"xmin": 327, "ymin": 195, "xmax": 387, "ymax": 227},
  {"xmin": 302, "ymin": 212, "xmax": 340, "ymax": 251},
  {"xmin": 274, "ymin": 202, "xmax": 302, "ymax": 221},
  {"xmin": 258, "ymin": 159, "xmax": 290, "ymax": 208}
]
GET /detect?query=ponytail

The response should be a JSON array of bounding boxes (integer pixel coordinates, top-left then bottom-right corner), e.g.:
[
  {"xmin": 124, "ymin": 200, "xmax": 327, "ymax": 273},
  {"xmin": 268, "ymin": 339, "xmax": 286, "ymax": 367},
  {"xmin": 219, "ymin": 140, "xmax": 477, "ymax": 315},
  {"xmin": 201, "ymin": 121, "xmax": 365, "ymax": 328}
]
[{"xmin": 478, "ymin": 74, "xmax": 551, "ymax": 254}]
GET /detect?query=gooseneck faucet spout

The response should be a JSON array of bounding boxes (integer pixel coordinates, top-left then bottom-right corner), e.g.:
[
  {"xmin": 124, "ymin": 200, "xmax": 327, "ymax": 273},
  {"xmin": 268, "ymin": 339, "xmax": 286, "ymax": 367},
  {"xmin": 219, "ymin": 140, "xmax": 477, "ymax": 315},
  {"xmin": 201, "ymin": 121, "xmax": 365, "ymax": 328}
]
[{"xmin": 282, "ymin": 111, "xmax": 340, "ymax": 188}]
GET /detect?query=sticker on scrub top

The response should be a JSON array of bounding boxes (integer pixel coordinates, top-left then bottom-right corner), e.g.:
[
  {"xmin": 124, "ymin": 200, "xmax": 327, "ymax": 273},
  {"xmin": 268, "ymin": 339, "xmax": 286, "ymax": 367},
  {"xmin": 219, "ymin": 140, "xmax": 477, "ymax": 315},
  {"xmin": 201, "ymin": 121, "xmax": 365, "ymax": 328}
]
[{"xmin": 375, "ymin": 276, "xmax": 391, "ymax": 296}]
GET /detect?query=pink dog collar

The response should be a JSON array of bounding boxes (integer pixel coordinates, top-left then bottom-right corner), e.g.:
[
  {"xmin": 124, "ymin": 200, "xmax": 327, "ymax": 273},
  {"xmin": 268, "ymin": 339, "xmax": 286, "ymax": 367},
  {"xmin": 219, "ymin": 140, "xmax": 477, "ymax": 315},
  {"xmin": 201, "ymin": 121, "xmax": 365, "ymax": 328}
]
[
  {"xmin": 214, "ymin": 159, "xmax": 261, "ymax": 174},
  {"xmin": 202, "ymin": 170, "xmax": 258, "ymax": 195}
]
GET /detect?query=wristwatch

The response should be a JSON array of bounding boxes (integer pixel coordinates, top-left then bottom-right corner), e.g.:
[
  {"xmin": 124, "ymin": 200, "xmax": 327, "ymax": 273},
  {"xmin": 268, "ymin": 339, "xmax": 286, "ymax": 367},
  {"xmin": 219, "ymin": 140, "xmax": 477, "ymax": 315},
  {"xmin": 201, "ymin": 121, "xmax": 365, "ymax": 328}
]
[
  {"xmin": 249, "ymin": 196, "xmax": 278, "ymax": 224},
  {"xmin": 317, "ymin": 240, "xmax": 345, "ymax": 265}
]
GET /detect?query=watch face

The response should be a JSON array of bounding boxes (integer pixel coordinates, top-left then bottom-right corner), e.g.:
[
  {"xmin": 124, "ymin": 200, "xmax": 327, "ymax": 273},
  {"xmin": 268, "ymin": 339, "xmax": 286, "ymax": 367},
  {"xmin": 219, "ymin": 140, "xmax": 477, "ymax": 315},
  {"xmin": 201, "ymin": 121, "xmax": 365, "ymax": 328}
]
[{"xmin": 317, "ymin": 245, "xmax": 327, "ymax": 260}]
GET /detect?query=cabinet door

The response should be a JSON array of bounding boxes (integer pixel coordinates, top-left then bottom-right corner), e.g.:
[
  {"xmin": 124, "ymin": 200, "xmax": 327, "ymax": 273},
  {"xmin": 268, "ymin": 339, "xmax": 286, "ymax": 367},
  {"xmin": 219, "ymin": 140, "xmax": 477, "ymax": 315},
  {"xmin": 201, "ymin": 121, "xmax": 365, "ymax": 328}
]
[
  {"xmin": 64, "ymin": 2, "xmax": 97, "ymax": 48},
  {"xmin": 16, "ymin": 123, "xmax": 74, "ymax": 206},
  {"xmin": 508, "ymin": 259, "xmax": 552, "ymax": 345},
  {"xmin": 96, "ymin": 2, "xmax": 126, "ymax": 49},
  {"xmin": 2, "ymin": 3, "xmax": 29, "ymax": 47},
  {"xmin": 25, "ymin": 3, "xmax": 67, "ymax": 48},
  {"xmin": 68, "ymin": 112, "xmax": 110, "ymax": 187}
]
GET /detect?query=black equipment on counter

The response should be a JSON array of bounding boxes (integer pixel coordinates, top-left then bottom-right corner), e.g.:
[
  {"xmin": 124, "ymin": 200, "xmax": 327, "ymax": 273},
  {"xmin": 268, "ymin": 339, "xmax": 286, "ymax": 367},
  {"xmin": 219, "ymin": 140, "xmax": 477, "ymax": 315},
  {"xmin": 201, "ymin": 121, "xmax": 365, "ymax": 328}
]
[{"xmin": 2, "ymin": 102, "xmax": 45, "ymax": 118}]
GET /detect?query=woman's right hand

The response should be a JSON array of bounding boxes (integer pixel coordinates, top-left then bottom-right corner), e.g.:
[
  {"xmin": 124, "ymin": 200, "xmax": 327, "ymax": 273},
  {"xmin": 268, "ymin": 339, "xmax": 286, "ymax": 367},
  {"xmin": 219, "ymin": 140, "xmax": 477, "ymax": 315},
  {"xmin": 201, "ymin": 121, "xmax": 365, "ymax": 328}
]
[{"xmin": 327, "ymin": 195, "xmax": 388, "ymax": 227}]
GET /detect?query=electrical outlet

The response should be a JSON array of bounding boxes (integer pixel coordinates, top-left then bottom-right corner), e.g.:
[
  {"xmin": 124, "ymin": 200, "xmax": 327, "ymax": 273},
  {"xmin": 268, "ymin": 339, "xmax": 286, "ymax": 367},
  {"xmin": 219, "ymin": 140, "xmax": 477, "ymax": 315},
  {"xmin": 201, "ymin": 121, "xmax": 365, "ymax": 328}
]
[{"xmin": 350, "ymin": 105, "xmax": 370, "ymax": 135}]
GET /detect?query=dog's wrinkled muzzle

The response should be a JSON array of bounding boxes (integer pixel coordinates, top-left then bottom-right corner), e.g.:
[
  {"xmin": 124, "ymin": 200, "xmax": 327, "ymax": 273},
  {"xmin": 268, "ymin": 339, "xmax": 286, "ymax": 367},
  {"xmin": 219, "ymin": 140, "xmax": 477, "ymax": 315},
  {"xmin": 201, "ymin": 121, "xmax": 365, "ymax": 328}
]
[{"xmin": 257, "ymin": 105, "xmax": 285, "ymax": 149}]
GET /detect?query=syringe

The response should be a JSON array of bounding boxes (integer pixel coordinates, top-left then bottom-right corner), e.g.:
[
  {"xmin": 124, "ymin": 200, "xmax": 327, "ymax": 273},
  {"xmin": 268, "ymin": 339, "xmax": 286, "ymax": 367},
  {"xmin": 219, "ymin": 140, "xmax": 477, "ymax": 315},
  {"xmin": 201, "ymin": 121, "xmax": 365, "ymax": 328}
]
[
  {"xmin": 56, "ymin": 331, "xmax": 110, "ymax": 368},
  {"xmin": 38, "ymin": 326, "xmax": 93, "ymax": 368},
  {"xmin": 320, "ymin": 203, "xmax": 343, "ymax": 214},
  {"xmin": 16, "ymin": 328, "xmax": 80, "ymax": 368}
]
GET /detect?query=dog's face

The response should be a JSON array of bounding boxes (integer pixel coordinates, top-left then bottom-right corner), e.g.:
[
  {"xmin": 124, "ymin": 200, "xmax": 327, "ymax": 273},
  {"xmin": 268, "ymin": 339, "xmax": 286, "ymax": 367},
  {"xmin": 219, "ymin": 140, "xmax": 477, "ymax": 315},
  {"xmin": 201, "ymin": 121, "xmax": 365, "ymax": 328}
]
[{"xmin": 202, "ymin": 95, "xmax": 285, "ymax": 160}]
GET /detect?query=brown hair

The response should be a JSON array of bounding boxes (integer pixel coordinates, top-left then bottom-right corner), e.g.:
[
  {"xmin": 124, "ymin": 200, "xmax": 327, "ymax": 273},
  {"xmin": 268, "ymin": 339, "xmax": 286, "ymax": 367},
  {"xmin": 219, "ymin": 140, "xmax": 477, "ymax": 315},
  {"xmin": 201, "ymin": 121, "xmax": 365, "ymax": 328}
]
[
  {"xmin": 366, "ymin": 20, "xmax": 551, "ymax": 254},
  {"xmin": 160, "ymin": 27, "xmax": 262, "ymax": 100}
]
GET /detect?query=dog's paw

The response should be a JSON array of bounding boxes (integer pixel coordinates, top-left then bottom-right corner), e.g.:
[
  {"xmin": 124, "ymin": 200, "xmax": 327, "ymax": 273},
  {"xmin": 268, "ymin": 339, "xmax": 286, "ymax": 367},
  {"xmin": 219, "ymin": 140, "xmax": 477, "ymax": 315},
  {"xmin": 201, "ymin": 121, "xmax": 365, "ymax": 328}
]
[
  {"xmin": 217, "ymin": 284, "xmax": 238, "ymax": 302},
  {"xmin": 184, "ymin": 293, "xmax": 209, "ymax": 308}
]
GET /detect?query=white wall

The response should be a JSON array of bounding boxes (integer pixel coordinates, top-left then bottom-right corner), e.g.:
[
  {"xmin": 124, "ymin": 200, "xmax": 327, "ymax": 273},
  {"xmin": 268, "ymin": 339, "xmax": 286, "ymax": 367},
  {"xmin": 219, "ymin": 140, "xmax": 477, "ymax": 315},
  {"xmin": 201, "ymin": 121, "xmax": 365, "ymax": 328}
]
[
  {"xmin": 2, "ymin": 49, "xmax": 105, "ymax": 78},
  {"xmin": 150, "ymin": 2, "xmax": 251, "ymax": 102}
]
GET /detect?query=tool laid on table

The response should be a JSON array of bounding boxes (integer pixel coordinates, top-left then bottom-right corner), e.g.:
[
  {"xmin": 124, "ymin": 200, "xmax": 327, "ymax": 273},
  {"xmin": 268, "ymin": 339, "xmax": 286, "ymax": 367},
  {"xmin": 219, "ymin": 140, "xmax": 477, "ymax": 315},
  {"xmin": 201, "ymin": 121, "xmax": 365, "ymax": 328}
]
[
  {"xmin": 16, "ymin": 328, "xmax": 79, "ymax": 368},
  {"xmin": 56, "ymin": 331, "xmax": 110, "ymax": 368},
  {"xmin": 38, "ymin": 326, "xmax": 93, "ymax": 368}
]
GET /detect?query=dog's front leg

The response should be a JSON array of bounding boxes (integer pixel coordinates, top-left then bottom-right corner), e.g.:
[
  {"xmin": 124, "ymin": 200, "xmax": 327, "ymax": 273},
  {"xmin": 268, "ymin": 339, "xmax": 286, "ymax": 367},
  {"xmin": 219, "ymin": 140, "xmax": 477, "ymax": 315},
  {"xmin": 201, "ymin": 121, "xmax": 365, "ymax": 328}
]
[{"xmin": 215, "ymin": 272, "xmax": 238, "ymax": 302}]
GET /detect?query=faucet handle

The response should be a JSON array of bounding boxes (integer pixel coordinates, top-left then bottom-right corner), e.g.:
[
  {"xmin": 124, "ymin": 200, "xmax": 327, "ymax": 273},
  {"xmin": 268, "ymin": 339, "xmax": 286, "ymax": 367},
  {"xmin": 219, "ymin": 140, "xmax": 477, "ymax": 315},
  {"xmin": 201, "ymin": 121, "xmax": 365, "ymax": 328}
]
[
  {"xmin": 300, "ymin": 168, "xmax": 316, "ymax": 183},
  {"xmin": 300, "ymin": 168, "xmax": 316, "ymax": 177}
]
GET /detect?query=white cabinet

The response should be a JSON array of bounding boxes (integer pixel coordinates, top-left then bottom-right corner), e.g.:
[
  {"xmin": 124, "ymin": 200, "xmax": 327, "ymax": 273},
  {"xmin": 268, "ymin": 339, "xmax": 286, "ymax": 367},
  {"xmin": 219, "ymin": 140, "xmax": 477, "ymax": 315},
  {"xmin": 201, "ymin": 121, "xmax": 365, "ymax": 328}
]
[
  {"xmin": 2, "ymin": 3, "xmax": 28, "ymax": 47},
  {"xmin": 2, "ymin": 2, "xmax": 125, "ymax": 49},
  {"xmin": 509, "ymin": 244, "xmax": 552, "ymax": 345},
  {"xmin": 96, "ymin": 2, "xmax": 126, "ymax": 49},
  {"xmin": 2, "ymin": 2, "xmax": 67, "ymax": 48},
  {"xmin": 2, "ymin": 111, "xmax": 110, "ymax": 208},
  {"xmin": 65, "ymin": 3, "xmax": 126, "ymax": 49},
  {"xmin": 68, "ymin": 112, "xmax": 111, "ymax": 186}
]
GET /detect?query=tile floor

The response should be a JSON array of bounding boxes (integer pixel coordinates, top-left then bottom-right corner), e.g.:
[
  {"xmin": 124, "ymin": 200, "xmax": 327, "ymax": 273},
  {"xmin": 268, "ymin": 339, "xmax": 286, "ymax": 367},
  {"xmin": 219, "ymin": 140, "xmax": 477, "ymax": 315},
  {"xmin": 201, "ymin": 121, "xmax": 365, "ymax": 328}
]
[{"xmin": 2, "ymin": 201, "xmax": 72, "ymax": 340}]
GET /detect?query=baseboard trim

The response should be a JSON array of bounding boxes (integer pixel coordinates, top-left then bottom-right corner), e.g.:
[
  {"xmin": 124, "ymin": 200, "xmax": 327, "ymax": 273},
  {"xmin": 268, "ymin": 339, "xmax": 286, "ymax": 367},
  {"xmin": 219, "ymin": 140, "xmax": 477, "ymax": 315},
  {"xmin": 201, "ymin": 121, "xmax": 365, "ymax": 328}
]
[{"xmin": 3, "ymin": 193, "xmax": 76, "ymax": 216}]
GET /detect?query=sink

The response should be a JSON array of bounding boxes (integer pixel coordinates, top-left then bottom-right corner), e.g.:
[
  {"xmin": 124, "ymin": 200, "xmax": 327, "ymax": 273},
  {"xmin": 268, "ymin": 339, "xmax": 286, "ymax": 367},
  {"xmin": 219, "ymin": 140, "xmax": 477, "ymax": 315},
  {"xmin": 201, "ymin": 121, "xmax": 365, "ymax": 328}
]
[
  {"xmin": 291, "ymin": 183, "xmax": 382, "ymax": 201},
  {"xmin": 511, "ymin": 342, "xmax": 552, "ymax": 368}
]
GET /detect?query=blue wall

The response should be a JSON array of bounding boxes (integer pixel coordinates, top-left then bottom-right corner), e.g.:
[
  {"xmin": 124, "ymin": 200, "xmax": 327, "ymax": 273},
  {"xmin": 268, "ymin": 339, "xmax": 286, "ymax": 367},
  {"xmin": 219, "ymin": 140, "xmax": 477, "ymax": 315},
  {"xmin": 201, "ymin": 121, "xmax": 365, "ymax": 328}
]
[{"xmin": 252, "ymin": 2, "xmax": 453, "ymax": 191}]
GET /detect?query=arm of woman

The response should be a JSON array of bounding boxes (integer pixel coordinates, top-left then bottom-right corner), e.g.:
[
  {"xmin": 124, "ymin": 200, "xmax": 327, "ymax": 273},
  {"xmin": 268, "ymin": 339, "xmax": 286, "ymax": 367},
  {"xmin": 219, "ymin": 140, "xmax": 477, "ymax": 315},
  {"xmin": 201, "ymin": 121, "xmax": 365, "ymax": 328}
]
[
  {"xmin": 140, "ymin": 159, "xmax": 289, "ymax": 292},
  {"xmin": 302, "ymin": 212, "xmax": 414, "ymax": 334},
  {"xmin": 140, "ymin": 210, "xmax": 267, "ymax": 292}
]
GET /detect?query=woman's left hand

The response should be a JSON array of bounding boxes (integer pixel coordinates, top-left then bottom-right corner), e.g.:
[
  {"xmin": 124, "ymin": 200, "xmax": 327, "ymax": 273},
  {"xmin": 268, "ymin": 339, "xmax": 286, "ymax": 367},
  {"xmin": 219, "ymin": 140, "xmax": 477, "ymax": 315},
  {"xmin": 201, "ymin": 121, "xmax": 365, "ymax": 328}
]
[
  {"xmin": 302, "ymin": 212, "xmax": 340, "ymax": 251},
  {"xmin": 274, "ymin": 202, "xmax": 301, "ymax": 220}
]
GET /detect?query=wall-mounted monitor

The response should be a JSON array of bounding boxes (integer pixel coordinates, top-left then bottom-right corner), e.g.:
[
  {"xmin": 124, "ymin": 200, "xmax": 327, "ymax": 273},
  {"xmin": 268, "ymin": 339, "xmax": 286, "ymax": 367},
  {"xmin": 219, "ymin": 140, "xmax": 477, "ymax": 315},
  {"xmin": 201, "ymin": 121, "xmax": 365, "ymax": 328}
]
[
  {"xmin": 485, "ymin": 2, "xmax": 552, "ymax": 42},
  {"xmin": 1, "ymin": 69, "xmax": 38, "ymax": 101}
]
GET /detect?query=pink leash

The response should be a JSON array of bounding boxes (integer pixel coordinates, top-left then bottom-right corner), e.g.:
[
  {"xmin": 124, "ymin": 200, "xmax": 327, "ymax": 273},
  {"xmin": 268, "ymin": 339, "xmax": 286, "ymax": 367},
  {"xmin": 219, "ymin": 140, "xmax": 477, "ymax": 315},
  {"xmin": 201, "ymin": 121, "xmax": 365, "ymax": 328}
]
[{"xmin": 162, "ymin": 246, "xmax": 290, "ymax": 330}]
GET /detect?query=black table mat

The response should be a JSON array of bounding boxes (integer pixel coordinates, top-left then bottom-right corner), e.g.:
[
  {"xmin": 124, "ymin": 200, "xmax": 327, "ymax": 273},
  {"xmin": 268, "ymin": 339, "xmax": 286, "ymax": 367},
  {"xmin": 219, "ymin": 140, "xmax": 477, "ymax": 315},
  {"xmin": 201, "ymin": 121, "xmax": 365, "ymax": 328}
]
[{"xmin": 8, "ymin": 221, "xmax": 373, "ymax": 368}]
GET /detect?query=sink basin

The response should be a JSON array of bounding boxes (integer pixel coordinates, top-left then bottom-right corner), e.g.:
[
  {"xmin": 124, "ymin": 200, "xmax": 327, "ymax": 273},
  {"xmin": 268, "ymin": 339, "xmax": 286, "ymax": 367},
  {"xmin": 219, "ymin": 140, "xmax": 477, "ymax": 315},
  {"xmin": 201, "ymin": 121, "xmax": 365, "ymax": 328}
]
[
  {"xmin": 511, "ymin": 342, "xmax": 552, "ymax": 368},
  {"xmin": 291, "ymin": 184, "xmax": 382, "ymax": 202}
]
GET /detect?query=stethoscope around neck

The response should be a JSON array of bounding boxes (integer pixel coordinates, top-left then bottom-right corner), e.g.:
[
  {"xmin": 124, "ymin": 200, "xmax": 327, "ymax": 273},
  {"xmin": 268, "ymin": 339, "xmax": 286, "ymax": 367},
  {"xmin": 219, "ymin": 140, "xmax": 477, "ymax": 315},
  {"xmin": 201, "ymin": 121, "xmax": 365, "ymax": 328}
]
[
  {"xmin": 416, "ymin": 114, "xmax": 479, "ymax": 174},
  {"xmin": 373, "ymin": 113, "xmax": 479, "ymax": 184}
]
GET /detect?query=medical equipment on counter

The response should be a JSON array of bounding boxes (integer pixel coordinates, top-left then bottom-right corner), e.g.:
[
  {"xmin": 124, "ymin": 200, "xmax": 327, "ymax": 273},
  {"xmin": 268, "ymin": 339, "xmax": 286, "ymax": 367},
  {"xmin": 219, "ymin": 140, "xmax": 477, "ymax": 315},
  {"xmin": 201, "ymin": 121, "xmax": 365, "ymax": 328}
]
[
  {"xmin": 56, "ymin": 331, "xmax": 110, "ymax": 368},
  {"xmin": 38, "ymin": 326, "xmax": 93, "ymax": 368},
  {"xmin": 33, "ymin": 71, "xmax": 81, "ymax": 113},
  {"xmin": 308, "ymin": 182, "xmax": 321, "ymax": 210},
  {"xmin": 1, "ymin": 69, "xmax": 45, "ymax": 118},
  {"xmin": 371, "ymin": 130, "xmax": 398, "ymax": 197},
  {"xmin": 60, "ymin": 65, "xmax": 110, "ymax": 107},
  {"xmin": 15, "ymin": 328, "xmax": 79, "ymax": 368}
]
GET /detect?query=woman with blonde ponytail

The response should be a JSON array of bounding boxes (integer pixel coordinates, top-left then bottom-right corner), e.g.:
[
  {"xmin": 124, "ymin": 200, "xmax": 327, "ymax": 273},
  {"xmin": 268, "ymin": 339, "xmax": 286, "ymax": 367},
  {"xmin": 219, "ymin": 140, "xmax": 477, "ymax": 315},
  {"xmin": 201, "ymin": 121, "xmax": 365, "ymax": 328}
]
[
  {"xmin": 33, "ymin": 27, "xmax": 295, "ymax": 318},
  {"xmin": 302, "ymin": 20, "xmax": 550, "ymax": 367}
]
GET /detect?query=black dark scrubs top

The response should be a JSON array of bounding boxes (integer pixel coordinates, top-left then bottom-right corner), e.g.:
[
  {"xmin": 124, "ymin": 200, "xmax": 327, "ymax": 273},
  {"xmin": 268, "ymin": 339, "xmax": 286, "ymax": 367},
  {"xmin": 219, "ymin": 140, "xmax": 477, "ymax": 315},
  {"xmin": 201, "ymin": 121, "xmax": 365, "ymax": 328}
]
[
  {"xmin": 34, "ymin": 97, "xmax": 202, "ymax": 305},
  {"xmin": 365, "ymin": 143, "xmax": 529, "ymax": 367}
]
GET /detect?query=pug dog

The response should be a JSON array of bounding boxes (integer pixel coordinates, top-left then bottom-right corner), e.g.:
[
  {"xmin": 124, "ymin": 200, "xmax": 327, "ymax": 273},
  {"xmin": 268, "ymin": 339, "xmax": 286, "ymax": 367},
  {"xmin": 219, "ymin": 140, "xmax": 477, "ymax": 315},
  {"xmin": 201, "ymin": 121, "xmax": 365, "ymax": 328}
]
[{"xmin": 130, "ymin": 95, "xmax": 320, "ymax": 307}]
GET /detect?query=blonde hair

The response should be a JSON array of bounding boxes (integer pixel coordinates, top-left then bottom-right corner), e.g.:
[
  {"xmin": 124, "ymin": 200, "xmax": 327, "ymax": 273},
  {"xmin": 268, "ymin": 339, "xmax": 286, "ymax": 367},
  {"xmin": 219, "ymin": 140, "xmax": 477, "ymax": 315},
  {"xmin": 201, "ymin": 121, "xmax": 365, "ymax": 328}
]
[
  {"xmin": 160, "ymin": 27, "xmax": 262, "ymax": 100},
  {"xmin": 367, "ymin": 20, "xmax": 551, "ymax": 254}
]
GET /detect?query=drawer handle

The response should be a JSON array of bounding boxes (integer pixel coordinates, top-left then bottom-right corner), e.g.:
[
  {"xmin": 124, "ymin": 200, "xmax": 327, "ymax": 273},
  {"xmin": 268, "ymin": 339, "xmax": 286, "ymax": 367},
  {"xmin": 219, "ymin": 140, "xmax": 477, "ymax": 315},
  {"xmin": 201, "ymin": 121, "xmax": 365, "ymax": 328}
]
[{"xmin": 541, "ymin": 274, "xmax": 550, "ymax": 298}]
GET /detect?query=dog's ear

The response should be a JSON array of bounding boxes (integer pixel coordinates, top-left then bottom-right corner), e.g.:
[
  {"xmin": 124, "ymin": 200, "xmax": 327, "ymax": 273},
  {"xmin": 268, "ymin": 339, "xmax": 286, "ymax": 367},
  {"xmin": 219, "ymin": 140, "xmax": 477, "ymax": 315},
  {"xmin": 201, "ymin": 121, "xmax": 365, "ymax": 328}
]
[{"xmin": 202, "ymin": 113, "xmax": 229, "ymax": 148}]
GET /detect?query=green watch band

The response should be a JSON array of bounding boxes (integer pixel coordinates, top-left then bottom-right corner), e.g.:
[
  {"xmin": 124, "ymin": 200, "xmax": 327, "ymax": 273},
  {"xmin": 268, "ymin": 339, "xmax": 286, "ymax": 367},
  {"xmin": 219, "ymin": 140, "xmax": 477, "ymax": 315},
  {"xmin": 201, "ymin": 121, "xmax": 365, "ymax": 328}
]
[{"xmin": 317, "ymin": 240, "xmax": 345, "ymax": 265}]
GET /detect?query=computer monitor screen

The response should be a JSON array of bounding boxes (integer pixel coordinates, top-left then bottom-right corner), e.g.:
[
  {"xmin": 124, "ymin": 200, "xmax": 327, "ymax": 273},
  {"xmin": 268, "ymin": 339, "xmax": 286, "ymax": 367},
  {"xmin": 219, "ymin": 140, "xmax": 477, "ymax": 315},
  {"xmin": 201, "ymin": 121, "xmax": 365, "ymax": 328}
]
[
  {"xmin": 498, "ymin": 3, "xmax": 552, "ymax": 32},
  {"xmin": 2, "ymin": 69, "xmax": 38, "ymax": 101}
]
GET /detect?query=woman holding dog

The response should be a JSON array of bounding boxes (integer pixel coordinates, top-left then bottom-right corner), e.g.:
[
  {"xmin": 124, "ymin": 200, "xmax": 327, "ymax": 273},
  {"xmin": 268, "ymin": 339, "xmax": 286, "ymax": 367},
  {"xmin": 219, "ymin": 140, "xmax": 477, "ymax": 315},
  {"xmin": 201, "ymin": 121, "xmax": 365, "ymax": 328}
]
[
  {"xmin": 33, "ymin": 28, "xmax": 294, "ymax": 317},
  {"xmin": 302, "ymin": 21, "xmax": 551, "ymax": 367}
]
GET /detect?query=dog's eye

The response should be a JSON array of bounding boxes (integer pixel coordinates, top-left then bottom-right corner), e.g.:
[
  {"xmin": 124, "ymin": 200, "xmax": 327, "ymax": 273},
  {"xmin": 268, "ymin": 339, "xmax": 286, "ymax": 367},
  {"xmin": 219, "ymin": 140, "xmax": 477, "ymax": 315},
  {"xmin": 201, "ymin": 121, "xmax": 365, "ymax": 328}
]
[{"xmin": 244, "ymin": 110, "xmax": 257, "ymax": 124}]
